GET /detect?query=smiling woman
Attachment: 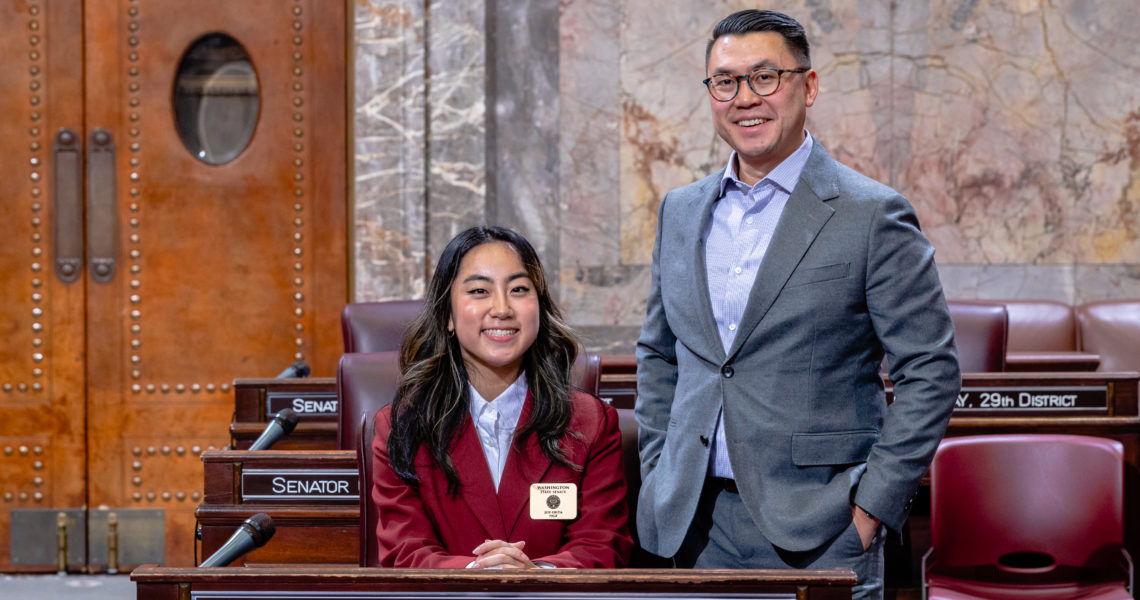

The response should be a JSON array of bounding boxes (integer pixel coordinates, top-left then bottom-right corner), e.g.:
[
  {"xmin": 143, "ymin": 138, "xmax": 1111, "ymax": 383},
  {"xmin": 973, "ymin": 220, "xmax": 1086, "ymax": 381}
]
[{"xmin": 370, "ymin": 226, "xmax": 632, "ymax": 569}]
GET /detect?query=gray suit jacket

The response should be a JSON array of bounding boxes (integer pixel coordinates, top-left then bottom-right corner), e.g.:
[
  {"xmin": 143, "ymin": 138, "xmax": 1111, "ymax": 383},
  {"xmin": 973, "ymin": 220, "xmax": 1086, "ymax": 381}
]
[{"xmin": 634, "ymin": 141, "xmax": 960, "ymax": 557}]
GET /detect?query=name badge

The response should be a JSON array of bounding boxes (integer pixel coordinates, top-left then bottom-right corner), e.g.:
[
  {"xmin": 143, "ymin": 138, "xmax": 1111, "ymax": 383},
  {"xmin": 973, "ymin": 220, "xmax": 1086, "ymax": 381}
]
[{"xmin": 530, "ymin": 483, "xmax": 577, "ymax": 520}]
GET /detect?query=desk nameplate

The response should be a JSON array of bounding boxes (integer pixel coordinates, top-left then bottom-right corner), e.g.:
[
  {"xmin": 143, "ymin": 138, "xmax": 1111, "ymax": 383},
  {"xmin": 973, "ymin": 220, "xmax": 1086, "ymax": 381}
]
[
  {"xmin": 266, "ymin": 391, "xmax": 339, "ymax": 420},
  {"xmin": 241, "ymin": 468, "xmax": 358, "ymax": 503},
  {"xmin": 953, "ymin": 385, "xmax": 1108, "ymax": 413}
]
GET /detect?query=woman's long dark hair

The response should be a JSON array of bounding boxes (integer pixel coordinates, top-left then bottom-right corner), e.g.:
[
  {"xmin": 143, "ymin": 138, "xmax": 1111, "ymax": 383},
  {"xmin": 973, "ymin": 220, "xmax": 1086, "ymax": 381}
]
[{"xmin": 387, "ymin": 225, "xmax": 580, "ymax": 495}]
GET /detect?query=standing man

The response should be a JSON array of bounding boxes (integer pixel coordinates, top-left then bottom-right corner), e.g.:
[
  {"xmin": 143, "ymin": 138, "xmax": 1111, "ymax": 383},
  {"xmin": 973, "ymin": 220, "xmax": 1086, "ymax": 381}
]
[{"xmin": 634, "ymin": 10, "xmax": 960, "ymax": 599}]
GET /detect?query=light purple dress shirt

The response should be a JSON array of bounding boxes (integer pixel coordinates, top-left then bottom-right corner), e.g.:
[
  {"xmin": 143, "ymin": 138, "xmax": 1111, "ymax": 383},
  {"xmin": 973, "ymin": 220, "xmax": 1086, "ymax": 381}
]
[{"xmin": 705, "ymin": 133, "xmax": 814, "ymax": 479}]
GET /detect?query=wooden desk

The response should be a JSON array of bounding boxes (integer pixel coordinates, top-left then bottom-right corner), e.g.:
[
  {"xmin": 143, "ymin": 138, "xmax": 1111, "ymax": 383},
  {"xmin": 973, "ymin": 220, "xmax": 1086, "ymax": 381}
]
[
  {"xmin": 231, "ymin": 378, "xmax": 339, "ymax": 450},
  {"xmin": 197, "ymin": 450, "xmax": 358, "ymax": 566},
  {"xmin": 132, "ymin": 566, "xmax": 857, "ymax": 600}
]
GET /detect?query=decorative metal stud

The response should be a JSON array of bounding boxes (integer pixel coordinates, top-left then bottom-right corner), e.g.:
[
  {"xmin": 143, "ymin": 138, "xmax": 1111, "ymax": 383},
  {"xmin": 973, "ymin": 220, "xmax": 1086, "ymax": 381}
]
[
  {"xmin": 294, "ymin": 308, "xmax": 303, "ymax": 317},
  {"xmin": 130, "ymin": 355, "xmax": 140, "ymax": 365},
  {"xmin": 32, "ymin": 339, "xmax": 42, "ymax": 348},
  {"xmin": 132, "ymin": 492, "xmax": 142, "ymax": 501},
  {"xmin": 174, "ymin": 384, "xmax": 185, "ymax": 394},
  {"xmin": 191, "ymin": 492, "xmax": 202, "ymax": 501},
  {"xmin": 132, "ymin": 462, "xmax": 142, "ymax": 471},
  {"xmin": 3, "ymin": 493, "xmax": 12, "ymax": 502},
  {"xmin": 17, "ymin": 383, "xmax": 28, "ymax": 392},
  {"xmin": 131, "ymin": 384, "xmax": 141, "ymax": 394},
  {"xmin": 32, "ymin": 353, "xmax": 43, "ymax": 362},
  {"xmin": 294, "ymin": 352, "xmax": 304, "ymax": 360},
  {"xmin": 146, "ymin": 446, "xmax": 156, "ymax": 455},
  {"xmin": 19, "ymin": 492, "xmax": 28, "ymax": 501},
  {"xmin": 131, "ymin": 324, "xmax": 141, "ymax": 334},
  {"xmin": 33, "ymin": 477, "xmax": 43, "ymax": 486},
  {"xmin": 190, "ymin": 384, "xmax": 200, "ymax": 393},
  {"xmin": 33, "ymin": 492, "xmax": 43, "ymax": 502},
  {"xmin": 295, "ymin": 323, "xmax": 304, "ymax": 332},
  {"xmin": 146, "ymin": 384, "xmax": 156, "ymax": 393},
  {"xmin": 32, "ymin": 383, "xmax": 42, "ymax": 392},
  {"xmin": 191, "ymin": 446, "xmax": 202, "ymax": 455},
  {"xmin": 4, "ymin": 447, "xmax": 13, "ymax": 456},
  {"xmin": 32, "ymin": 460, "xmax": 43, "ymax": 470},
  {"xmin": 19, "ymin": 446, "xmax": 29, "ymax": 456},
  {"xmin": 32, "ymin": 368, "xmax": 42, "ymax": 377},
  {"xmin": 293, "ymin": 248, "xmax": 303, "ymax": 257},
  {"xmin": 220, "ymin": 383, "xmax": 231, "ymax": 392},
  {"xmin": 146, "ymin": 492, "xmax": 156, "ymax": 501},
  {"xmin": 205, "ymin": 384, "xmax": 216, "ymax": 393},
  {"xmin": 176, "ymin": 491, "xmax": 186, "ymax": 501},
  {"xmin": 129, "ymin": 295, "xmax": 141, "ymax": 305},
  {"xmin": 162, "ymin": 492, "xmax": 171, "ymax": 501},
  {"xmin": 161, "ymin": 446, "xmax": 171, "ymax": 455},
  {"xmin": 132, "ymin": 447, "xmax": 142, "ymax": 456},
  {"xmin": 160, "ymin": 384, "xmax": 170, "ymax": 393},
  {"xmin": 294, "ymin": 338, "xmax": 303, "ymax": 347},
  {"xmin": 176, "ymin": 446, "xmax": 186, "ymax": 455}
]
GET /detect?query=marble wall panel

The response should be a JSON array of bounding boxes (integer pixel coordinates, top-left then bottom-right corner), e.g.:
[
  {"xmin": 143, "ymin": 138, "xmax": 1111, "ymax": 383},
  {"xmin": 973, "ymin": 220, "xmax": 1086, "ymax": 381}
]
[
  {"xmin": 424, "ymin": 0, "xmax": 488, "ymax": 264},
  {"xmin": 353, "ymin": 0, "xmax": 428, "ymax": 301},
  {"xmin": 896, "ymin": 0, "xmax": 1140, "ymax": 264},
  {"xmin": 489, "ymin": 0, "xmax": 562, "ymax": 279}
]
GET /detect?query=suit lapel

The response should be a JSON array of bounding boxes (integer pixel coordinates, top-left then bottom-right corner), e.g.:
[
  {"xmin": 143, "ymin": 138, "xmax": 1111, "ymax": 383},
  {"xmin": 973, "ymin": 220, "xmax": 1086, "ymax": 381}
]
[
  {"xmin": 726, "ymin": 144, "xmax": 839, "ymax": 360},
  {"xmin": 687, "ymin": 172, "xmax": 730, "ymax": 362},
  {"xmin": 498, "ymin": 392, "xmax": 553, "ymax": 538},
  {"xmin": 451, "ymin": 414, "xmax": 508, "ymax": 540}
]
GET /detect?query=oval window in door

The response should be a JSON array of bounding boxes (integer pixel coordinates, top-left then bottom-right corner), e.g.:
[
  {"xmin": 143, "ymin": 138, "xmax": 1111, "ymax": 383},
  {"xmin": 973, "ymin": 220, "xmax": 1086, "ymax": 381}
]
[{"xmin": 173, "ymin": 33, "xmax": 259, "ymax": 165}]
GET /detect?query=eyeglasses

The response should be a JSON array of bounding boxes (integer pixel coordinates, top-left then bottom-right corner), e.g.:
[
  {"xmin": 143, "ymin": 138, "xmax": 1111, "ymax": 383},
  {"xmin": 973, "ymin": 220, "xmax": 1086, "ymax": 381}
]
[{"xmin": 702, "ymin": 67, "xmax": 810, "ymax": 102}]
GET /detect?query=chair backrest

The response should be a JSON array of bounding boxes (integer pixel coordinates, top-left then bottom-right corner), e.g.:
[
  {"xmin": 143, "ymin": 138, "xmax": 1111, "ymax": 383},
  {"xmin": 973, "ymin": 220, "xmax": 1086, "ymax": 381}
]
[
  {"xmin": 1076, "ymin": 300, "xmax": 1140, "ymax": 372},
  {"xmin": 340, "ymin": 350, "xmax": 602, "ymax": 566},
  {"xmin": 337, "ymin": 351, "xmax": 401, "ymax": 567},
  {"xmin": 930, "ymin": 434, "xmax": 1123, "ymax": 571},
  {"xmin": 948, "ymin": 301, "xmax": 1008, "ymax": 372},
  {"xmin": 341, "ymin": 300, "xmax": 425, "ymax": 353},
  {"xmin": 998, "ymin": 299, "xmax": 1078, "ymax": 352}
]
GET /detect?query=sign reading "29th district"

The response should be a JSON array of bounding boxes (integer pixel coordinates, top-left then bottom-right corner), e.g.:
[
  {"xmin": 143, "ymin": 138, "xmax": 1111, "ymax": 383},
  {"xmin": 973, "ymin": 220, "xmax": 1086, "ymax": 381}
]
[
  {"xmin": 953, "ymin": 386, "xmax": 1108, "ymax": 412},
  {"xmin": 241, "ymin": 469, "xmax": 358, "ymax": 503}
]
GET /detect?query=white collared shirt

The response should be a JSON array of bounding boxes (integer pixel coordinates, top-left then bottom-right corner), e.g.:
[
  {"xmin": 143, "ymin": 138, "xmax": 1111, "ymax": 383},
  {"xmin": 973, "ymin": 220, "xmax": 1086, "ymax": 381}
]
[{"xmin": 467, "ymin": 373, "xmax": 528, "ymax": 492}]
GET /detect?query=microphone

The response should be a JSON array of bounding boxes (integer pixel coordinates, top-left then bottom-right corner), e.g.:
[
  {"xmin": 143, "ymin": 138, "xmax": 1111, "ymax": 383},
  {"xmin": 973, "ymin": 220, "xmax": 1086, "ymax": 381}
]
[
  {"xmin": 276, "ymin": 360, "xmax": 311, "ymax": 378},
  {"xmin": 248, "ymin": 409, "xmax": 299, "ymax": 451},
  {"xmin": 199, "ymin": 513, "xmax": 275, "ymax": 567}
]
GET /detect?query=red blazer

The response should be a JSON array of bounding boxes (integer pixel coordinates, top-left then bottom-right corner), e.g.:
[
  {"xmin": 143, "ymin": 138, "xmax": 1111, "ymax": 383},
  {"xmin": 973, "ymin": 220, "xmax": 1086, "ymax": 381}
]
[{"xmin": 371, "ymin": 389, "xmax": 632, "ymax": 568}]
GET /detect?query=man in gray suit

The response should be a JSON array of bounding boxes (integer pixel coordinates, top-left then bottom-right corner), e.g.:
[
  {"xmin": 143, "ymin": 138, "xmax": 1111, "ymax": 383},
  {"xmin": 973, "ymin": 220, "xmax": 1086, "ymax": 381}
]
[{"xmin": 635, "ymin": 10, "xmax": 960, "ymax": 598}]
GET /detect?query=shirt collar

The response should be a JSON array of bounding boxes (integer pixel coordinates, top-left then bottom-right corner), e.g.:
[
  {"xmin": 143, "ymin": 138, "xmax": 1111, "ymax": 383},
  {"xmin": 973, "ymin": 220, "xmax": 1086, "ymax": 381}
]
[
  {"xmin": 467, "ymin": 372, "xmax": 528, "ymax": 428},
  {"xmin": 718, "ymin": 131, "xmax": 814, "ymax": 196}
]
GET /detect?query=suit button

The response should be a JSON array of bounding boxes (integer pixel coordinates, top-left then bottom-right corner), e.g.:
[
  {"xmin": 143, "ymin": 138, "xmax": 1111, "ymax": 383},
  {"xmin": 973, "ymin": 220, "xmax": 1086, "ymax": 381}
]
[
  {"xmin": 721, "ymin": 366, "xmax": 734, "ymax": 378},
  {"xmin": 699, "ymin": 435, "xmax": 709, "ymax": 446}
]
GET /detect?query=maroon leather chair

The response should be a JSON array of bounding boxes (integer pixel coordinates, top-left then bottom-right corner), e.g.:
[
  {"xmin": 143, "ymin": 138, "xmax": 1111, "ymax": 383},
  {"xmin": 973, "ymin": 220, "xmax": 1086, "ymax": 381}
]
[
  {"xmin": 1076, "ymin": 300, "xmax": 1140, "ymax": 372},
  {"xmin": 340, "ymin": 300, "xmax": 424, "ymax": 353},
  {"xmin": 948, "ymin": 301, "xmax": 1009, "ymax": 372},
  {"xmin": 924, "ymin": 434, "xmax": 1131, "ymax": 600},
  {"xmin": 998, "ymin": 300, "xmax": 1099, "ymax": 372}
]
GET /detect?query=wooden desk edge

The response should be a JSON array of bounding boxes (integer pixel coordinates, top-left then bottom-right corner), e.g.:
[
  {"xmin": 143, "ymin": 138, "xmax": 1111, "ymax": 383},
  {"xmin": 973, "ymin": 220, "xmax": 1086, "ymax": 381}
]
[{"xmin": 130, "ymin": 565, "xmax": 858, "ymax": 587}]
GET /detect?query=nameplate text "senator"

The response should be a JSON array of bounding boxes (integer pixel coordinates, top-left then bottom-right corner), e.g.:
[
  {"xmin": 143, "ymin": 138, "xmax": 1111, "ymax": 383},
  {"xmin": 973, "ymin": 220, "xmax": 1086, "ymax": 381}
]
[
  {"xmin": 267, "ymin": 391, "xmax": 339, "ymax": 420},
  {"xmin": 241, "ymin": 469, "xmax": 358, "ymax": 503}
]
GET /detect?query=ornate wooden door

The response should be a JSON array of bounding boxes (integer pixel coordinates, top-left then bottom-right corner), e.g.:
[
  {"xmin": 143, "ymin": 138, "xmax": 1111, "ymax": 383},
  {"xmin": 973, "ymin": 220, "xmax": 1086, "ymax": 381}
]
[{"xmin": 0, "ymin": 0, "xmax": 347, "ymax": 571}]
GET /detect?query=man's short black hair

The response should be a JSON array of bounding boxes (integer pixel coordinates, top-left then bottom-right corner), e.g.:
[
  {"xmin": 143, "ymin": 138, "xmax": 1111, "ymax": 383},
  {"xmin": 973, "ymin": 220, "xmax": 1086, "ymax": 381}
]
[{"xmin": 706, "ymin": 10, "xmax": 811, "ymax": 70}]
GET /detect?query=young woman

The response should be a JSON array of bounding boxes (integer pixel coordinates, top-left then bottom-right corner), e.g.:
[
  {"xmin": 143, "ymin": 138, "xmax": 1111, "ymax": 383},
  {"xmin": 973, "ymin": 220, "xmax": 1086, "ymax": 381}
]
[{"xmin": 371, "ymin": 225, "xmax": 632, "ymax": 568}]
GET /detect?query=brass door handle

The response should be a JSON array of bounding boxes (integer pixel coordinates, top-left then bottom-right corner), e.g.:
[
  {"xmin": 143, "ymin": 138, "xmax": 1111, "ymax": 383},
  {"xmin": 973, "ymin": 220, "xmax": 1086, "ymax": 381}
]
[
  {"xmin": 53, "ymin": 129, "xmax": 83, "ymax": 283},
  {"xmin": 87, "ymin": 128, "xmax": 117, "ymax": 283}
]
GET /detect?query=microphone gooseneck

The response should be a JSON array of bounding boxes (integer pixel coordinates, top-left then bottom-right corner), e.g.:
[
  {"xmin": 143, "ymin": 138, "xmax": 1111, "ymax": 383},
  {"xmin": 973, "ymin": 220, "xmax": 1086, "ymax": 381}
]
[
  {"xmin": 199, "ymin": 513, "xmax": 276, "ymax": 568},
  {"xmin": 248, "ymin": 408, "xmax": 299, "ymax": 451}
]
